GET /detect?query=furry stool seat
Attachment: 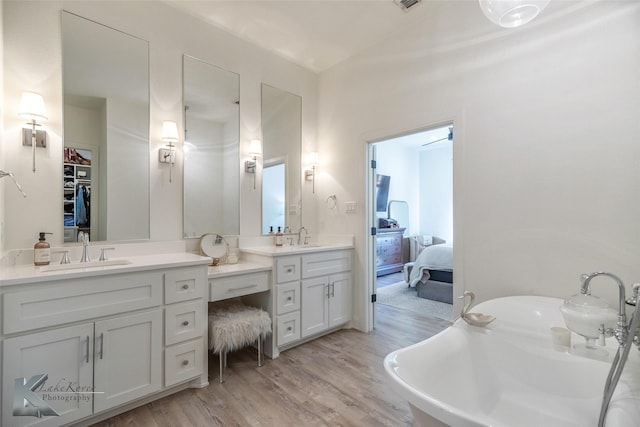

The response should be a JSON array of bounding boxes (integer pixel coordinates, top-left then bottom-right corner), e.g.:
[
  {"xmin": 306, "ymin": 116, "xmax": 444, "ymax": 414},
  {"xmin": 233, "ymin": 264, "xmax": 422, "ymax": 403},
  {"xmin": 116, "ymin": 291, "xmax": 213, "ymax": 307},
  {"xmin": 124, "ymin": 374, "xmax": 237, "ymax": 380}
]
[{"xmin": 208, "ymin": 300, "xmax": 272, "ymax": 383}]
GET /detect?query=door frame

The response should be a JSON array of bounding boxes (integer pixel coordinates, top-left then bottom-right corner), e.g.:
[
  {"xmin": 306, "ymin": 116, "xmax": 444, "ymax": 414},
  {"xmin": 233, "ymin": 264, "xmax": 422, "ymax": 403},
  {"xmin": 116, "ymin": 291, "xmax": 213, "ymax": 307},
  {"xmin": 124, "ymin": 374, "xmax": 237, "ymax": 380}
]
[{"xmin": 364, "ymin": 116, "xmax": 464, "ymax": 332}]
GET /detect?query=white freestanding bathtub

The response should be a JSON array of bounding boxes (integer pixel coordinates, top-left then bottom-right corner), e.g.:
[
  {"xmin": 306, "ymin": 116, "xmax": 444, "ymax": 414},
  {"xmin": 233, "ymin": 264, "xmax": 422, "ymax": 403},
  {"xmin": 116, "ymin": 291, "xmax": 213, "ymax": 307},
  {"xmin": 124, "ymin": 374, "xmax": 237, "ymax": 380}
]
[{"xmin": 383, "ymin": 296, "xmax": 640, "ymax": 427}]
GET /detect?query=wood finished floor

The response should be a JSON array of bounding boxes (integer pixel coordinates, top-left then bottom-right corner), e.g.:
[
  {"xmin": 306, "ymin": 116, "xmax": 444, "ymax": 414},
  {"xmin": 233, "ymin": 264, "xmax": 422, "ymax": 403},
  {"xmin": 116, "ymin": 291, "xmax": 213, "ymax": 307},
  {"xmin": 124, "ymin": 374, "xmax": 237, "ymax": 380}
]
[{"xmin": 93, "ymin": 304, "xmax": 451, "ymax": 427}]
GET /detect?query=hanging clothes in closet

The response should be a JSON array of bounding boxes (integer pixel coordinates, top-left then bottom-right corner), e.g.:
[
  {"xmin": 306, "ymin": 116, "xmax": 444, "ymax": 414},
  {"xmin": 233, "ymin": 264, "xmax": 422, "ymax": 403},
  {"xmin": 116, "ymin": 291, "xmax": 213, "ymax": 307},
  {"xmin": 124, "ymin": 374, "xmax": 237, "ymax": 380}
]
[{"xmin": 76, "ymin": 185, "xmax": 90, "ymax": 226}]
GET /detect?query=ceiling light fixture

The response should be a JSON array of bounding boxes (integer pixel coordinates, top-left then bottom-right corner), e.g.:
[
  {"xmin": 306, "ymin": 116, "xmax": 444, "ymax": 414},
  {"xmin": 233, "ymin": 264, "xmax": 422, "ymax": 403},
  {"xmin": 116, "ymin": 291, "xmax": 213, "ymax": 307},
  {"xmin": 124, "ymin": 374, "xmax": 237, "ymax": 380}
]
[{"xmin": 479, "ymin": 0, "xmax": 550, "ymax": 28}]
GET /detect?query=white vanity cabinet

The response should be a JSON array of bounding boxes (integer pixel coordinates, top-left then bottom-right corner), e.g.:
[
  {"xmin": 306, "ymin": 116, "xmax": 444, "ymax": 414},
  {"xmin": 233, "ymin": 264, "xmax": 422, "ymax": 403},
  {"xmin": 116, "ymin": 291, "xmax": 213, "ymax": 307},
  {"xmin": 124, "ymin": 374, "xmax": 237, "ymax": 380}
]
[
  {"xmin": 163, "ymin": 267, "xmax": 208, "ymax": 388},
  {"xmin": 300, "ymin": 252, "xmax": 352, "ymax": 338},
  {"xmin": 1, "ymin": 260, "xmax": 208, "ymax": 427},
  {"xmin": 301, "ymin": 272, "xmax": 351, "ymax": 338},
  {"xmin": 274, "ymin": 256, "xmax": 302, "ymax": 346},
  {"xmin": 242, "ymin": 248, "xmax": 352, "ymax": 359}
]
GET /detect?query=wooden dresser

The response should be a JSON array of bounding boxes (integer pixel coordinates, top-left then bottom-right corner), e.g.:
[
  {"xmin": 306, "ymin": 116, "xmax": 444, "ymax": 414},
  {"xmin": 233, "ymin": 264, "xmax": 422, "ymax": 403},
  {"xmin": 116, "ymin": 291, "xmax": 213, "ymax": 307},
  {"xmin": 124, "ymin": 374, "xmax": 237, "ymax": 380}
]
[{"xmin": 375, "ymin": 228, "xmax": 405, "ymax": 276}]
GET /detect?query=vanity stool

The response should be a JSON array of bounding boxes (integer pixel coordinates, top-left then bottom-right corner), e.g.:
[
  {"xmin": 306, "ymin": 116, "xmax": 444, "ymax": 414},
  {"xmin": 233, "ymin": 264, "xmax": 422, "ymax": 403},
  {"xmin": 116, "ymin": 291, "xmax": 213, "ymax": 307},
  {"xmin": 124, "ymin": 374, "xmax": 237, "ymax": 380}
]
[{"xmin": 208, "ymin": 300, "xmax": 272, "ymax": 383}]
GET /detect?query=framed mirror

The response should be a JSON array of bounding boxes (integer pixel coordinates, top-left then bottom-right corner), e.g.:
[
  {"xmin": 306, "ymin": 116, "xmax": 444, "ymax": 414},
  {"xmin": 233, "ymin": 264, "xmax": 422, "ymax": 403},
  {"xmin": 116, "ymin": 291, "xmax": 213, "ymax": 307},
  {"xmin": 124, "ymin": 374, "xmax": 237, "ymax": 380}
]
[
  {"xmin": 62, "ymin": 11, "xmax": 150, "ymax": 243},
  {"xmin": 183, "ymin": 56, "xmax": 240, "ymax": 237},
  {"xmin": 261, "ymin": 84, "xmax": 302, "ymax": 234}
]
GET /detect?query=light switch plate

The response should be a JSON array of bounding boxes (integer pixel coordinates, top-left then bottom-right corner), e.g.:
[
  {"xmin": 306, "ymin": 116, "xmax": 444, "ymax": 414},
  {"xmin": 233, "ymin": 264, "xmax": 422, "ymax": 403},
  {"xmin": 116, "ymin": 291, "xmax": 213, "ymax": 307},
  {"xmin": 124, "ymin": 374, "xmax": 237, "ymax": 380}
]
[{"xmin": 345, "ymin": 201, "xmax": 357, "ymax": 213}]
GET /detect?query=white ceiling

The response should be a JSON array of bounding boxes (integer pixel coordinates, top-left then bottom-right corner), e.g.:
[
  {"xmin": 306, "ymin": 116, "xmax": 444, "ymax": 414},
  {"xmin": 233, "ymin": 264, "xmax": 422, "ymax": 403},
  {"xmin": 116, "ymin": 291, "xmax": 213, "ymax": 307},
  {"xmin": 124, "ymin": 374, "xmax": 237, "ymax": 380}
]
[{"xmin": 163, "ymin": 0, "xmax": 438, "ymax": 73}]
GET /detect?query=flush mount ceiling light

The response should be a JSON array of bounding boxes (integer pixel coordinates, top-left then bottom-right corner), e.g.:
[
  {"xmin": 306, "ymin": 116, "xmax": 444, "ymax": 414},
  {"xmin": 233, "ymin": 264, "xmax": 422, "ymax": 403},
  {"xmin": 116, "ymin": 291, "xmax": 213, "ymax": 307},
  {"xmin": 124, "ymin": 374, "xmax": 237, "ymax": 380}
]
[{"xmin": 479, "ymin": 0, "xmax": 550, "ymax": 28}]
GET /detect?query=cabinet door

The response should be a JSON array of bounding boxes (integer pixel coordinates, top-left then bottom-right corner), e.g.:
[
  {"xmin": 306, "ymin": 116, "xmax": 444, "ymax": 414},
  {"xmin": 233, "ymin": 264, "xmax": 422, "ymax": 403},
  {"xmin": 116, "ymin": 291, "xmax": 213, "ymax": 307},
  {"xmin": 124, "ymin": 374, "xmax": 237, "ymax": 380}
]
[
  {"xmin": 93, "ymin": 310, "xmax": 162, "ymax": 412},
  {"xmin": 2, "ymin": 324, "xmax": 94, "ymax": 427},
  {"xmin": 301, "ymin": 276, "xmax": 329, "ymax": 338},
  {"xmin": 329, "ymin": 273, "xmax": 352, "ymax": 327}
]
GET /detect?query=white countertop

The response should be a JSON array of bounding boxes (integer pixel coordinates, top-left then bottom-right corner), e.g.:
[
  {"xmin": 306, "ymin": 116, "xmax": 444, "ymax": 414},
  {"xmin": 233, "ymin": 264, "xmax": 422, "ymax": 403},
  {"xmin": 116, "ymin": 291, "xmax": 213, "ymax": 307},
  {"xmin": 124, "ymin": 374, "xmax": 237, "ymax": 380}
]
[
  {"xmin": 240, "ymin": 242, "xmax": 353, "ymax": 257},
  {"xmin": 0, "ymin": 252, "xmax": 211, "ymax": 287},
  {"xmin": 207, "ymin": 262, "xmax": 271, "ymax": 278}
]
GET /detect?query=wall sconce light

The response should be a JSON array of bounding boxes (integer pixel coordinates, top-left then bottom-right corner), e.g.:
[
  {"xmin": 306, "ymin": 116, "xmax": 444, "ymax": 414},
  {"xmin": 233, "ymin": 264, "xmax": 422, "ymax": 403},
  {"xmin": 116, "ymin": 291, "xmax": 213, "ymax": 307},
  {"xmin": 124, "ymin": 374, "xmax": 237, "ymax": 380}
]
[
  {"xmin": 159, "ymin": 120, "xmax": 179, "ymax": 183},
  {"xmin": 19, "ymin": 92, "xmax": 48, "ymax": 173},
  {"xmin": 305, "ymin": 151, "xmax": 319, "ymax": 194},
  {"xmin": 479, "ymin": 0, "xmax": 550, "ymax": 28},
  {"xmin": 245, "ymin": 139, "xmax": 262, "ymax": 189}
]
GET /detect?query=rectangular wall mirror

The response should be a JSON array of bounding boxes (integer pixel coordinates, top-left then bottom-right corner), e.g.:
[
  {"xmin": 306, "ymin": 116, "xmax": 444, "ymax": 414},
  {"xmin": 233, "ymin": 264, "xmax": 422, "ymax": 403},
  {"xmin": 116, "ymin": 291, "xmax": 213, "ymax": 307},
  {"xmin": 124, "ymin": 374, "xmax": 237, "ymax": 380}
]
[
  {"xmin": 62, "ymin": 11, "xmax": 150, "ymax": 243},
  {"xmin": 261, "ymin": 84, "xmax": 302, "ymax": 234},
  {"xmin": 183, "ymin": 55, "xmax": 240, "ymax": 237}
]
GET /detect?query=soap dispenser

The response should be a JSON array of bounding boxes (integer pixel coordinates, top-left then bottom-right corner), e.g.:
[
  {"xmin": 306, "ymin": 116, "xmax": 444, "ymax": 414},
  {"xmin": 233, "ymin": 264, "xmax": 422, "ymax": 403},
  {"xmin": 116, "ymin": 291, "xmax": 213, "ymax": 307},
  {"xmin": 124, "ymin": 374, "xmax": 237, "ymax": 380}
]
[{"xmin": 34, "ymin": 232, "xmax": 52, "ymax": 266}]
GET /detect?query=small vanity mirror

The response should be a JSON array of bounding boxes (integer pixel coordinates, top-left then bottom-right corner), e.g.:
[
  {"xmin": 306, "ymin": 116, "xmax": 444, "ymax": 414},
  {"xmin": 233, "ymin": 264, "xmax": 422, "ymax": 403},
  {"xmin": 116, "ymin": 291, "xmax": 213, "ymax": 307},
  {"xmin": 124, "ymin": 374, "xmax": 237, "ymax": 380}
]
[
  {"xmin": 200, "ymin": 233, "xmax": 229, "ymax": 266},
  {"xmin": 62, "ymin": 11, "xmax": 150, "ymax": 243},
  {"xmin": 261, "ymin": 84, "xmax": 302, "ymax": 234},
  {"xmin": 183, "ymin": 56, "xmax": 240, "ymax": 237}
]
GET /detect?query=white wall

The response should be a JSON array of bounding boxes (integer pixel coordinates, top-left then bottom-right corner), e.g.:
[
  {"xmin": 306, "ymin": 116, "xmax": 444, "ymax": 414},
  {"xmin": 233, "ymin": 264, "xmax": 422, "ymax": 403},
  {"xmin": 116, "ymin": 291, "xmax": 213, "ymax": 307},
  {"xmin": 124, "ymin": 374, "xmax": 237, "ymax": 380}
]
[
  {"xmin": 2, "ymin": 0, "xmax": 317, "ymax": 248},
  {"xmin": 317, "ymin": 0, "xmax": 640, "ymax": 330},
  {"xmin": 375, "ymin": 142, "xmax": 419, "ymax": 235},
  {"xmin": 0, "ymin": 0, "xmax": 5, "ymax": 252},
  {"xmin": 419, "ymin": 143, "xmax": 453, "ymax": 243}
]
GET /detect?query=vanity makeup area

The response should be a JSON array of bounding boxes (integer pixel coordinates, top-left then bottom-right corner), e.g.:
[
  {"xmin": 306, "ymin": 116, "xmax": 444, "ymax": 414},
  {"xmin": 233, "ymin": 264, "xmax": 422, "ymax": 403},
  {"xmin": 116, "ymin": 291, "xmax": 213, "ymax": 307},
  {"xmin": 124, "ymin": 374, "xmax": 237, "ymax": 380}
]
[{"xmin": 1, "ymin": 5, "xmax": 352, "ymax": 427}]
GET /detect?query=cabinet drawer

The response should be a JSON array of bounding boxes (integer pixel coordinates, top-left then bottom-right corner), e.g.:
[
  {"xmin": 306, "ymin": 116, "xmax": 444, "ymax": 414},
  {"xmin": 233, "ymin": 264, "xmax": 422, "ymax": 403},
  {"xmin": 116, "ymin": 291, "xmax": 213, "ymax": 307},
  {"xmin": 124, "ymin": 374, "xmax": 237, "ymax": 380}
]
[
  {"xmin": 209, "ymin": 271, "xmax": 269, "ymax": 302},
  {"xmin": 3, "ymin": 271, "xmax": 163, "ymax": 334},
  {"xmin": 276, "ymin": 282, "xmax": 300, "ymax": 315},
  {"xmin": 276, "ymin": 256, "xmax": 301, "ymax": 283},
  {"xmin": 164, "ymin": 338, "xmax": 205, "ymax": 387},
  {"xmin": 164, "ymin": 266, "xmax": 207, "ymax": 304},
  {"xmin": 277, "ymin": 311, "xmax": 300, "ymax": 346},
  {"xmin": 301, "ymin": 250, "xmax": 352, "ymax": 279},
  {"xmin": 377, "ymin": 235, "xmax": 400, "ymax": 246},
  {"xmin": 165, "ymin": 300, "xmax": 206, "ymax": 346}
]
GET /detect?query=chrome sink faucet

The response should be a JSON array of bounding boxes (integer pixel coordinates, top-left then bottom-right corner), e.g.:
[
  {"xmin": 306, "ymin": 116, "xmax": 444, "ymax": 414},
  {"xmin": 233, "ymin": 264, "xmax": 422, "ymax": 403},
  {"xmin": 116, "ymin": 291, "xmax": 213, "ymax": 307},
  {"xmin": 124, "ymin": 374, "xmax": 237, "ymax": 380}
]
[
  {"xmin": 78, "ymin": 231, "xmax": 91, "ymax": 263},
  {"xmin": 297, "ymin": 226, "xmax": 309, "ymax": 245}
]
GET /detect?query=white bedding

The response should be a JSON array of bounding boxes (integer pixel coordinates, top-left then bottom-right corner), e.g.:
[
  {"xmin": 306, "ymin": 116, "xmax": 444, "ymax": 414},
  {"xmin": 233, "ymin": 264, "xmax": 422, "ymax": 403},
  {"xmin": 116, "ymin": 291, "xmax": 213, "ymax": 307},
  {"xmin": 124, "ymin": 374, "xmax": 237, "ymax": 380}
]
[{"xmin": 408, "ymin": 243, "xmax": 453, "ymax": 288}]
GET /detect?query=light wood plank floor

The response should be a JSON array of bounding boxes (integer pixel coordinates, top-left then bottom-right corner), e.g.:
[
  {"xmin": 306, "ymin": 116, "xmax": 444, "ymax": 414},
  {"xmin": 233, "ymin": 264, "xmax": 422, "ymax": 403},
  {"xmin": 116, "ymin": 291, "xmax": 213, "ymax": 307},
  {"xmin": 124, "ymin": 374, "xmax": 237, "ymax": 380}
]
[{"xmin": 93, "ymin": 304, "xmax": 451, "ymax": 427}]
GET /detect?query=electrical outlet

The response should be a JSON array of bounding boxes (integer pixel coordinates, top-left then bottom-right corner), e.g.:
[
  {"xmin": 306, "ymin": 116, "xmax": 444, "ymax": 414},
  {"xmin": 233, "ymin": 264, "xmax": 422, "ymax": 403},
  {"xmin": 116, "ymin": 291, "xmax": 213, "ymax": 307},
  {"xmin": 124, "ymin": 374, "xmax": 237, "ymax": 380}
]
[{"xmin": 159, "ymin": 148, "xmax": 176, "ymax": 164}]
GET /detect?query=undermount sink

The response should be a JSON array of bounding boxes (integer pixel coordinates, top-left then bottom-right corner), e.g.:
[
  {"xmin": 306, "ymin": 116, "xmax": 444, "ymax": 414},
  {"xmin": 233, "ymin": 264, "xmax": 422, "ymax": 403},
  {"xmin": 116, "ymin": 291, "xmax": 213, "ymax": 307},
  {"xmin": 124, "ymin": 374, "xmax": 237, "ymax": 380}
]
[{"xmin": 40, "ymin": 259, "xmax": 132, "ymax": 272}]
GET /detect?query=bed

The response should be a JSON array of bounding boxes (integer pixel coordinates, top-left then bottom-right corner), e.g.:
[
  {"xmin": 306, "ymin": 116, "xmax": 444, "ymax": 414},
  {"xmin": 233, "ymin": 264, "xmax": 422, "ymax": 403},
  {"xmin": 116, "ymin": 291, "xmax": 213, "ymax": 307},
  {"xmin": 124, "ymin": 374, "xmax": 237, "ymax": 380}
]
[{"xmin": 407, "ymin": 243, "xmax": 453, "ymax": 304}]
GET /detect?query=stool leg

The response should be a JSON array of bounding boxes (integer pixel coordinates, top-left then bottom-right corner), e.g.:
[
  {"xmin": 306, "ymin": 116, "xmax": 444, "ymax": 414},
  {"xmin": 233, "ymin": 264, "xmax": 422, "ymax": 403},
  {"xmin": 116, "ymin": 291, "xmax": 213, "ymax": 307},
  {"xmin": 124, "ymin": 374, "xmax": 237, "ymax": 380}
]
[
  {"xmin": 219, "ymin": 351, "xmax": 226, "ymax": 383},
  {"xmin": 257, "ymin": 336, "xmax": 264, "ymax": 367}
]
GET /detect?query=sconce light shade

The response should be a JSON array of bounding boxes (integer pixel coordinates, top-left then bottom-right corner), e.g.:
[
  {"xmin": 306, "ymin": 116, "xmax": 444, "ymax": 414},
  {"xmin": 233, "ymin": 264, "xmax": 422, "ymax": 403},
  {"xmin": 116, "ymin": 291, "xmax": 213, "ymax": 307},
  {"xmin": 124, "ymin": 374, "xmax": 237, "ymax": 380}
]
[
  {"xmin": 308, "ymin": 151, "xmax": 319, "ymax": 167},
  {"xmin": 19, "ymin": 92, "xmax": 48, "ymax": 122},
  {"xmin": 479, "ymin": 0, "xmax": 550, "ymax": 28},
  {"xmin": 248, "ymin": 139, "xmax": 262, "ymax": 157},
  {"xmin": 161, "ymin": 120, "xmax": 179, "ymax": 143}
]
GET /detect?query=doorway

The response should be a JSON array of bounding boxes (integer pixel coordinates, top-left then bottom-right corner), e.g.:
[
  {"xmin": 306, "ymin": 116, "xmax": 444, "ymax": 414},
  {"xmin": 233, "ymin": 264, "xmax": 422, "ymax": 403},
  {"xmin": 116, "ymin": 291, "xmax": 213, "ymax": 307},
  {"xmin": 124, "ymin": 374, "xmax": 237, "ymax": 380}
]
[{"xmin": 369, "ymin": 124, "xmax": 454, "ymax": 327}]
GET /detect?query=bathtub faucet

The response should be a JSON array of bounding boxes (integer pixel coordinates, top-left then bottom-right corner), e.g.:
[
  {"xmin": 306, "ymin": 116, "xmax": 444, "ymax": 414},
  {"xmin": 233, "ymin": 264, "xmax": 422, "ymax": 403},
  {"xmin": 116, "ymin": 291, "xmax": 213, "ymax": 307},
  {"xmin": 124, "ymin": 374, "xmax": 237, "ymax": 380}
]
[{"xmin": 581, "ymin": 272, "xmax": 628, "ymax": 346}]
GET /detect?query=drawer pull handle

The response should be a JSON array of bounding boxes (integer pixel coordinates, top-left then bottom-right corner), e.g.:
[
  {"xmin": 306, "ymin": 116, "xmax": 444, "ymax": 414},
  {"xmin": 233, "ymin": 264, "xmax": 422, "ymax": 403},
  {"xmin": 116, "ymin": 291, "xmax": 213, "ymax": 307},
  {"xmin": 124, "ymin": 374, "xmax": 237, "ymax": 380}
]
[
  {"xmin": 182, "ymin": 320, "xmax": 189, "ymax": 326},
  {"xmin": 182, "ymin": 284, "xmax": 189, "ymax": 290},
  {"xmin": 286, "ymin": 268, "xmax": 293, "ymax": 273},
  {"xmin": 287, "ymin": 326, "xmax": 293, "ymax": 331},
  {"xmin": 85, "ymin": 336, "xmax": 90, "ymax": 363},
  {"xmin": 227, "ymin": 284, "xmax": 258, "ymax": 292},
  {"xmin": 182, "ymin": 360, "xmax": 189, "ymax": 366},
  {"xmin": 287, "ymin": 296, "xmax": 292, "ymax": 301}
]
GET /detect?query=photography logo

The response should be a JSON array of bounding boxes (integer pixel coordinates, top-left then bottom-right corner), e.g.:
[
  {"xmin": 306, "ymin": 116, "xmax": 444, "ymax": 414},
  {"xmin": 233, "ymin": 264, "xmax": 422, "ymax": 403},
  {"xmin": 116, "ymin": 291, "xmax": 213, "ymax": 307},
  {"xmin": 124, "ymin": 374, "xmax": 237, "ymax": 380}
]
[{"xmin": 13, "ymin": 374, "xmax": 60, "ymax": 418}]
